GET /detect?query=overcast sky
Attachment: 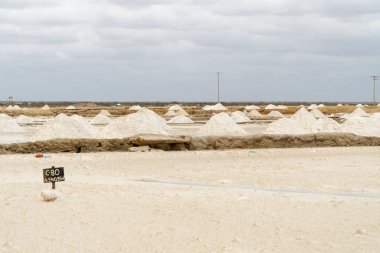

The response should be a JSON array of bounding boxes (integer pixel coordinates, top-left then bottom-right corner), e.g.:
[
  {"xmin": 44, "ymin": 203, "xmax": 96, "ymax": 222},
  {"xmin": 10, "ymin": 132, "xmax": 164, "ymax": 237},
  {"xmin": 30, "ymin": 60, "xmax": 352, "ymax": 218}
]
[{"xmin": 0, "ymin": 0, "xmax": 379, "ymax": 102}]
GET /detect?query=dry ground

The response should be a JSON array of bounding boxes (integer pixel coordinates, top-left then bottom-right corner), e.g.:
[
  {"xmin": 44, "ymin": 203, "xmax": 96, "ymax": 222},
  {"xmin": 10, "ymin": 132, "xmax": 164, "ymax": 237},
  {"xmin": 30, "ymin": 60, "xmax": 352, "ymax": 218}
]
[{"xmin": 1, "ymin": 147, "xmax": 380, "ymax": 252}]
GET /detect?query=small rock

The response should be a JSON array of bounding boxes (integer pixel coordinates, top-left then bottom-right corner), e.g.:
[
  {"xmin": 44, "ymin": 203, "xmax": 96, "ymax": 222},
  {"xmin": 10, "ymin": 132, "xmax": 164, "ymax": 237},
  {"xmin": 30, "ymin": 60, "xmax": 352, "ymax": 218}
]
[
  {"xmin": 41, "ymin": 189, "xmax": 60, "ymax": 202},
  {"xmin": 355, "ymin": 229, "xmax": 366, "ymax": 235}
]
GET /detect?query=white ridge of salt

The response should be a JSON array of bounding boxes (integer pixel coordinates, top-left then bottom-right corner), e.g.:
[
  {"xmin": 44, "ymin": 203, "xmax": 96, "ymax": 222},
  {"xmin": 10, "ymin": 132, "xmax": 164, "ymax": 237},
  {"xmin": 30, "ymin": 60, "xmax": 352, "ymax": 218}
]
[
  {"xmin": 0, "ymin": 114, "xmax": 11, "ymax": 121},
  {"xmin": 168, "ymin": 105, "xmax": 183, "ymax": 111},
  {"xmin": 198, "ymin": 112, "xmax": 246, "ymax": 136},
  {"xmin": 266, "ymin": 111, "xmax": 284, "ymax": 118},
  {"xmin": 356, "ymin": 104, "xmax": 364, "ymax": 108},
  {"xmin": 167, "ymin": 105, "xmax": 189, "ymax": 116},
  {"xmin": 264, "ymin": 118, "xmax": 308, "ymax": 135},
  {"xmin": 310, "ymin": 109, "xmax": 327, "ymax": 119},
  {"xmin": 168, "ymin": 115, "xmax": 194, "ymax": 124},
  {"xmin": 307, "ymin": 104, "xmax": 318, "ymax": 110},
  {"xmin": 0, "ymin": 120, "xmax": 24, "ymax": 133},
  {"xmin": 202, "ymin": 105, "xmax": 212, "ymax": 111},
  {"xmin": 98, "ymin": 108, "xmax": 170, "ymax": 139},
  {"xmin": 165, "ymin": 110, "xmax": 178, "ymax": 117},
  {"xmin": 41, "ymin": 105, "xmax": 50, "ymax": 110},
  {"xmin": 245, "ymin": 105, "xmax": 260, "ymax": 110},
  {"xmin": 337, "ymin": 104, "xmax": 343, "ymax": 107},
  {"xmin": 291, "ymin": 107, "xmax": 317, "ymax": 130},
  {"xmin": 265, "ymin": 104, "xmax": 277, "ymax": 110},
  {"xmin": 204, "ymin": 103, "xmax": 227, "ymax": 111},
  {"xmin": 5, "ymin": 105, "xmax": 14, "ymax": 111},
  {"xmin": 248, "ymin": 110, "xmax": 263, "ymax": 117},
  {"xmin": 276, "ymin": 105, "xmax": 288, "ymax": 109},
  {"xmin": 340, "ymin": 117, "xmax": 380, "ymax": 137},
  {"xmin": 66, "ymin": 105, "xmax": 76, "ymax": 110},
  {"xmin": 230, "ymin": 111, "xmax": 251, "ymax": 123},
  {"xmin": 16, "ymin": 115, "xmax": 33, "ymax": 124},
  {"xmin": 129, "ymin": 105, "xmax": 142, "ymax": 111},
  {"xmin": 99, "ymin": 110, "xmax": 112, "ymax": 116},
  {"xmin": 311, "ymin": 118, "xmax": 340, "ymax": 133},
  {"xmin": 31, "ymin": 113, "xmax": 94, "ymax": 141},
  {"xmin": 350, "ymin": 108, "xmax": 369, "ymax": 117},
  {"xmin": 317, "ymin": 104, "xmax": 325, "ymax": 108},
  {"xmin": 91, "ymin": 114, "xmax": 111, "ymax": 125}
]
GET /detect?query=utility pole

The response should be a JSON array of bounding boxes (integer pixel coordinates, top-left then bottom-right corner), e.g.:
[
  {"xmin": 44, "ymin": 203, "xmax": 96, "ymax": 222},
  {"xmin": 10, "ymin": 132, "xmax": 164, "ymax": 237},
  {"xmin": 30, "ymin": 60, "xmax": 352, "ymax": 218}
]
[
  {"xmin": 370, "ymin": 75, "xmax": 379, "ymax": 105},
  {"xmin": 216, "ymin": 72, "xmax": 222, "ymax": 102}
]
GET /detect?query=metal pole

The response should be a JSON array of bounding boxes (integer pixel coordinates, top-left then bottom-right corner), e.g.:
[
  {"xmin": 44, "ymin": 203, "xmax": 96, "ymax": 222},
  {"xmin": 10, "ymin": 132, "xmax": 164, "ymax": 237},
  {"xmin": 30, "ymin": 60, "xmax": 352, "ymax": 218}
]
[
  {"xmin": 370, "ymin": 76, "xmax": 379, "ymax": 105},
  {"xmin": 216, "ymin": 72, "xmax": 221, "ymax": 102}
]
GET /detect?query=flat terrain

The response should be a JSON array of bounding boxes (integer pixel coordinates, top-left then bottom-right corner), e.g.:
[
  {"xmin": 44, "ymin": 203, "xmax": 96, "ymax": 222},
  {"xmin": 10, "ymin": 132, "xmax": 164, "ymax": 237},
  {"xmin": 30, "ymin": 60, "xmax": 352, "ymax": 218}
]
[{"xmin": 1, "ymin": 147, "xmax": 380, "ymax": 252}]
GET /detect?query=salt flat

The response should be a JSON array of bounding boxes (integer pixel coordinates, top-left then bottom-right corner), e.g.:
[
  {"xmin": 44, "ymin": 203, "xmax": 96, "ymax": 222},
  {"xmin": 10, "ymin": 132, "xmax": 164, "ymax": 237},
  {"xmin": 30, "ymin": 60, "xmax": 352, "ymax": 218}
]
[{"xmin": 1, "ymin": 147, "xmax": 380, "ymax": 252}]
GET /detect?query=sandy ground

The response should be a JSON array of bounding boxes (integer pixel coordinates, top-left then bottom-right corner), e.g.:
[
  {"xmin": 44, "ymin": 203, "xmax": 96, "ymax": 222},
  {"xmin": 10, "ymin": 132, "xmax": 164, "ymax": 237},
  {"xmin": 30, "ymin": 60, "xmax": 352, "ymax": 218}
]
[{"xmin": 1, "ymin": 147, "xmax": 380, "ymax": 252}]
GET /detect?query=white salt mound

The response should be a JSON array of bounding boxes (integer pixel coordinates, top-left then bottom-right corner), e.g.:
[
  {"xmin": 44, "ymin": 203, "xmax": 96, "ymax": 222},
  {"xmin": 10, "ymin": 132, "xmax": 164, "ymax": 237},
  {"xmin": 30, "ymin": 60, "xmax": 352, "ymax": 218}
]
[
  {"xmin": 230, "ymin": 112, "xmax": 251, "ymax": 123},
  {"xmin": 129, "ymin": 105, "xmax": 142, "ymax": 111},
  {"xmin": 168, "ymin": 105, "xmax": 189, "ymax": 116},
  {"xmin": 202, "ymin": 105, "xmax": 212, "ymax": 111},
  {"xmin": 32, "ymin": 113, "xmax": 94, "ymax": 141},
  {"xmin": 356, "ymin": 104, "xmax": 364, "ymax": 108},
  {"xmin": 337, "ymin": 104, "xmax": 343, "ymax": 107},
  {"xmin": 0, "ymin": 120, "xmax": 24, "ymax": 133},
  {"xmin": 245, "ymin": 105, "xmax": 260, "ymax": 110},
  {"xmin": 310, "ymin": 109, "xmax": 327, "ymax": 119},
  {"xmin": 0, "ymin": 114, "xmax": 11, "ymax": 120},
  {"xmin": 265, "ymin": 104, "xmax": 277, "ymax": 110},
  {"xmin": 317, "ymin": 104, "xmax": 325, "ymax": 108},
  {"xmin": 311, "ymin": 118, "xmax": 340, "ymax": 133},
  {"xmin": 350, "ymin": 108, "xmax": 369, "ymax": 117},
  {"xmin": 340, "ymin": 117, "xmax": 380, "ymax": 137},
  {"xmin": 264, "ymin": 118, "xmax": 308, "ymax": 135},
  {"xmin": 198, "ymin": 113, "xmax": 246, "ymax": 136},
  {"xmin": 5, "ymin": 105, "xmax": 14, "ymax": 111},
  {"xmin": 99, "ymin": 108, "xmax": 170, "ymax": 138},
  {"xmin": 168, "ymin": 115, "xmax": 194, "ymax": 124},
  {"xmin": 276, "ymin": 105, "xmax": 288, "ymax": 109},
  {"xmin": 248, "ymin": 110, "xmax": 263, "ymax": 117},
  {"xmin": 66, "ymin": 105, "xmax": 76, "ymax": 110},
  {"xmin": 16, "ymin": 115, "xmax": 33, "ymax": 124},
  {"xmin": 267, "ymin": 111, "xmax": 284, "ymax": 118},
  {"xmin": 291, "ymin": 107, "xmax": 317, "ymax": 130},
  {"xmin": 205, "ymin": 103, "xmax": 227, "ymax": 111},
  {"xmin": 99, "ymin": 110, "xmax": 112, "ymax": 116},
  {"xmin": 91, "ymin": 114, "xmax": 111, "ymax": 125},
  {"xmin": 41, "ymin": 105, "xmax": 50, "ymax": 110},
  {"xmin": 165, "ymin": 110, "xmax": 178, "ymax": 117},
  {"xmin": 41, "ymin": 189, "xmax": 60, "ymax": 202},
  {"xmin": 307, "ymin": 104, "xmax": 318, "ymax": 110}
]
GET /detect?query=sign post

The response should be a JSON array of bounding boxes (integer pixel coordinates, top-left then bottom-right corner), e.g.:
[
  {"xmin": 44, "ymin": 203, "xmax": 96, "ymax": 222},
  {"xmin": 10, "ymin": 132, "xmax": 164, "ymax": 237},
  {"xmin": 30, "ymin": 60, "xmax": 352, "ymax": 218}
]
[{"xmin": 43, "ymin": 166, "xmax": 65, "ymax": 189}]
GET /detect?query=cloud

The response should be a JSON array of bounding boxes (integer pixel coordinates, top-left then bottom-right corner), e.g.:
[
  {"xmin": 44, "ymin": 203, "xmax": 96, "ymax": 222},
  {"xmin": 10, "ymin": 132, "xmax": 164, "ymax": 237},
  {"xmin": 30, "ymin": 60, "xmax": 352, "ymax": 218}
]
[{"xmin": 0, "ymin": 0, "xmax": 379, "ymax": 101}]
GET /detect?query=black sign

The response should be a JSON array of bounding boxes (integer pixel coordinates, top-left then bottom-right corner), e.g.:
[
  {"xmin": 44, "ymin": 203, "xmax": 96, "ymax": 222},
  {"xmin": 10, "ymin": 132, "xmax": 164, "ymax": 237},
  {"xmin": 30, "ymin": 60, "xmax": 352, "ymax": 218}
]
[{"xmin": 43, "ymin": 167, "xmax": 65, "ymax": 183}]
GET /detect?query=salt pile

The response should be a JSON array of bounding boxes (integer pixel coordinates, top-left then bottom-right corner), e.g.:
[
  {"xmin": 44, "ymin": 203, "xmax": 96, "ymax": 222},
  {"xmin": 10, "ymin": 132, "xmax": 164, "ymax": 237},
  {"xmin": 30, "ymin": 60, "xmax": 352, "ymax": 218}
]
[
  {"xmin": 165, "ymin": 110, "xmax": 178, "ymax": 117},
  {"xmin": 356, "ymin": 104, "xmax": 364, "ymax": 108},
  {"xmin": 16, "ymin": 115, "xmax": 33, "ymax": 124},
  {"xmin": 41, "ymin": 105, "xmax": 50, "ymax": 110},
  {"xmin": 349, "ymin": 108, "xmax": 369, "ymax": 117},
  {"xmin": 0, "ymin": 114, "xmax": 11, "ymax": 120},
  {"xmin": 291, "ymin": 107, "xmax": 317, "ymax": 130},
  {"xmin": 91, "ymin": 114, "xmax": 111, "ymax": 125},
  {"xmin": 168, "ymin": 115, "xmax": 194, "ymax": 124},
  {"xmin": 230, "ymin": 111, "xmax": 251, "ymax": 123},
  {"xmin": 310, "ymin": 109, "xmax": 327, "ymax": 119},
  {"xmin": 0, "ymin": 120, "xmax": 24, "ymax": 133},
  {"xmin": 66, "ymin": 105, "xmax": 76, "ymax": 110},
  {"xmin": 317, "ymin": 104, "xmax": 325, "ymax": 108},
  {"xmin": 31, "ymin": 113, "xmax": 94, "ymax": 141},
  {"xmin": 337, "ymin": 104, "xmax": 343, "ymax": 107},
  {"xmin": 167, "ymin": 105, "xmax": 189, "ymax": 116},
  {"xmin": 248, "ymin": 110, "xmax": 263, "ymax": 117},
  {"xmin": 264, "ymin": 118, "xmax": 308, "ymax": 135},
  {"xmin": 311, "ymin": 118, "xmax": 340, "ymax": 133},
  {"xmin": 266, "ymin": 111, "xmax": 284, "ymax": 118},
  {"xmin": 203, "ymin": 103, "xmax": 227, "ymax": 111},
  {"xmin": 245, "ymin": 105, "xmax": 260, "ymax": 110},
  {"xmin": 276, "ymin": 105, "xmax": 288, "ymax": 109},
  {"xmin": 99, "ymin": 110, "xmax": 112, "ymax": 116},
  {"xmin": 340, "ymin": 117, "xmax": 380, "ymax": 137},
  {"xmin": 265, "ymin": 104, "xmax": 277, "ymax": 110},
  {"xmin": 129, "ymin": 105, "xmax": 142, "ymax": 111},
  {"xmin": 99, "ymin": 108, "xmax": 170, "ymax": 138},
  {"xmin": 5, "ymin": 105, "xmax": 14, "ymax": 111},
  {"xmin": 307, "ymin": 104, "xmax": 318, "ymax": 110},
  {"xmin": 198, "ymin": 113, "xmax": 246, "ymax": 136}
]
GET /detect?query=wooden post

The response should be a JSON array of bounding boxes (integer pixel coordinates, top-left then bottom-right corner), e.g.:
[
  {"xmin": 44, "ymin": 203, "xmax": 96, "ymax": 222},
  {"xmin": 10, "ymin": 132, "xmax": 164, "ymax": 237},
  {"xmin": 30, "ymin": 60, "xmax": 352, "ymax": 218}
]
[{"xmin": 52, "ymin": 182, "xmax": 55, "ymax": 189}]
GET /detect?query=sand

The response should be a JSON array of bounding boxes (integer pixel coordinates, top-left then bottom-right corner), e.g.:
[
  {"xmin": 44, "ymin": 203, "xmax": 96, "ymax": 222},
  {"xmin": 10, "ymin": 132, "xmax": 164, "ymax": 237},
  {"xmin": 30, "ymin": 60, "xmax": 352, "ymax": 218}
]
[{"xmin": 0, "ymin": 147, "xmax": 379, "ymax": 252}]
